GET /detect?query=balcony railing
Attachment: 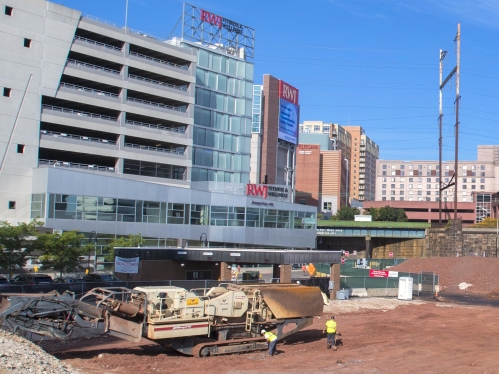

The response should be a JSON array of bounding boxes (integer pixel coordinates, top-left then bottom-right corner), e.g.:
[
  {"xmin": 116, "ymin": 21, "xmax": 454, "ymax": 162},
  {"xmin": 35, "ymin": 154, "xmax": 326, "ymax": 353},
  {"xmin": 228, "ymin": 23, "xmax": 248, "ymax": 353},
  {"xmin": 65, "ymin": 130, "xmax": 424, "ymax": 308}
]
[
  {"xmin": 42, "ymin": 105, "xmax": 118, "ymax": 122},
  {"xmin": 127, "ymin": 97, "xmax": 187, "ymax": 113},
  {"xmin": 125, "ymin": 120, "xmax": 186, "ymax": 134},
  {"xmin": 128, "ymin": 74, "xmax": 187, "ymax": 91},
  {"xmin": 129, "ymin": 51, "xmax": 188, "ymax": 70},
  {"xmin": 41, "ymin": 130, "xmax": 117, "ymax": 145},
  {"xmin": 73, "ymin": 35, "xmax": 122, "ymax": 52},
  {"xmin": 59, "ymin": 82, "xmax": 119, "ymax": 98},
  {"xmin": 39, "ymin": 159, "xmax": 116, "ymax": 173},
  {"xmin": 66, "ymin": 59, "xmax": 121, "ymax": 75},
  {"xmin": 124, "ymin": 143, "xmax": 184, "ymax": 155}
]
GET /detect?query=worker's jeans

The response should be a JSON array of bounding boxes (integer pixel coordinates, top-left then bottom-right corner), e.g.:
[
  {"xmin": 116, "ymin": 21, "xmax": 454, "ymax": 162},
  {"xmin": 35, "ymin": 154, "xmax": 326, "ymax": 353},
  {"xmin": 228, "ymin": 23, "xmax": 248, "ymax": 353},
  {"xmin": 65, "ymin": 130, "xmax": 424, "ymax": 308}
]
[
  {"xmin": 327, "ymin": 333, "xmax": 336, "ymax": 347},
  {"xmin": 268, "ymin": 340, "xmax": 277, "ymax": 356}
]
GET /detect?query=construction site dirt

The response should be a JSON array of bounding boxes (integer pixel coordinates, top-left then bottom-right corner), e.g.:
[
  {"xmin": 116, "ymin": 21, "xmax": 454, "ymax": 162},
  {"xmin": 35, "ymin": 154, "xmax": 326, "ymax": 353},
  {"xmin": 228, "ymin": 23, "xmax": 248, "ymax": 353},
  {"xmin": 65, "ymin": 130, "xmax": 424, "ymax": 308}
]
[{"xmin": 39, "ymin": 296, "xmax": 499, "ymax": 374}]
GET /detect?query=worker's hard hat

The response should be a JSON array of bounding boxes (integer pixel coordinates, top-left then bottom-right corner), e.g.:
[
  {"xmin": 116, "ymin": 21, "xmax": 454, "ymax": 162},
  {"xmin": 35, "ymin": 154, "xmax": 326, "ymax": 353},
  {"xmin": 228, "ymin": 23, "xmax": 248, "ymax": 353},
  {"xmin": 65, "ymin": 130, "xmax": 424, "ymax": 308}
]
[
  {"xmin": 331, "ymin": 316, "xmax": 335, "ymax": 319},
  {"xmin": 261, "ymin": 329, "xmax": 266, "ymax": 334}
]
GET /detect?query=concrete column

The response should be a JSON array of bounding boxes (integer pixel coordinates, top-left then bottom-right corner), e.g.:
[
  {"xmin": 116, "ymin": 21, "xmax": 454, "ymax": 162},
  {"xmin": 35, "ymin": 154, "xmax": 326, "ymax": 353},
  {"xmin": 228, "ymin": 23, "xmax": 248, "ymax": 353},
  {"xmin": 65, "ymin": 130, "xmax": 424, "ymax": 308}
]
[
  {"xmin": 365, "ymin": 237, "xmax": 371, "ymax": 259},
  {"xmin": 330, "ymin": 263, "xmax": 341, "ymax": 300},
  {"xmin": 279, "ymin": 264, "xmax": 292, "ymax": 284},
  {"xmin": 220, "ymin": 262, "xmax": 232, "ymax": 281}
]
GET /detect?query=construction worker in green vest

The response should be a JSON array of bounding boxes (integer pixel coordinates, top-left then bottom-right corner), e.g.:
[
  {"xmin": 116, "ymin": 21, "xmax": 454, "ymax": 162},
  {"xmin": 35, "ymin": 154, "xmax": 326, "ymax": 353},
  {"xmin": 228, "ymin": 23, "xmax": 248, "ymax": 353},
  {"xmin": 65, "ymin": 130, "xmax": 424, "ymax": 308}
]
[
  {"xmin": 261, "ymin": 329, "xmax": 278, "ymax": 356},
  {"xmin": 323, "ymin": 316, "xmax": 337, "ymax": 350}
]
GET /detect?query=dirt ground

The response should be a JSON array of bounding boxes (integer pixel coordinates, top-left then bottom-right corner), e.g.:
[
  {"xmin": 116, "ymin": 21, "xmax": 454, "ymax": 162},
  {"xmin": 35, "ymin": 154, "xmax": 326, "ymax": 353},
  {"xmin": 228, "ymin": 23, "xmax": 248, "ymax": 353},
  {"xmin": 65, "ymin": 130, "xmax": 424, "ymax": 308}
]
[{"xmin": 40, "ymin": 296, "xmax": 499, "ymax": 374}]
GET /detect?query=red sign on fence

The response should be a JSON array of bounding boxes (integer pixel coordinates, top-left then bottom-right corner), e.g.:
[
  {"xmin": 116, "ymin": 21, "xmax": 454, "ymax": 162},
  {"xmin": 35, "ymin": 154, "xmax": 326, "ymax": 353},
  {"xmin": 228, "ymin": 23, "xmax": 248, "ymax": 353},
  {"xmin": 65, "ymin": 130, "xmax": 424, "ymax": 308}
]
[
  {"xmin": 344, "ymin": 251, "xmax": 349, "ymax": 257},
  {"xmin": 369, "ymin": 269, "xmax": 389, "ymax": 278},
  {"xmin": 389, "ymin": 252, "xmax": 394, "ymax": 258},
  {"xmin": 341, "ymin": 258, "xmax": 345, "ymax": 265}
]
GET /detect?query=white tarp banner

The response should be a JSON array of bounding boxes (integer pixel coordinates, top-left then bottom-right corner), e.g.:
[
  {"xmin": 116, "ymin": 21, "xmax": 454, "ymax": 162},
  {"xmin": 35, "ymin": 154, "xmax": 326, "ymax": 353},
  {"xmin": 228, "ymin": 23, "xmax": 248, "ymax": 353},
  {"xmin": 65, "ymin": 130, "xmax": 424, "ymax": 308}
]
[{"xmin": 115, "ymin": 256, "xmax": 139, "ymax": 274}]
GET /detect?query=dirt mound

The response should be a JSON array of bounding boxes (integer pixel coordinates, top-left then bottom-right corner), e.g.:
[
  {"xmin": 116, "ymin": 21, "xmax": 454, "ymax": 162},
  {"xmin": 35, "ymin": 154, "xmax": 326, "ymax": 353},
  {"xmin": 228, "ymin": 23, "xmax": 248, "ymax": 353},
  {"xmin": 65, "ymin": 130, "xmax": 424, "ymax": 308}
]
[{"xmin": 390, "ymin": 256, "xmax": 499, "ymax": 294}]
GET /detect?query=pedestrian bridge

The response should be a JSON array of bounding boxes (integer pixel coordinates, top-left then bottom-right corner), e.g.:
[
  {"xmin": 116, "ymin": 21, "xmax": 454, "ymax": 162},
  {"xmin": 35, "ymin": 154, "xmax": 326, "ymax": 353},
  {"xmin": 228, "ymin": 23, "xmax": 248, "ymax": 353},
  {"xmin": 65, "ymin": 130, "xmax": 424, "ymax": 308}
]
[{"xmin": 316, "ymin": 221, "xmax": 429, "ymax": 239}]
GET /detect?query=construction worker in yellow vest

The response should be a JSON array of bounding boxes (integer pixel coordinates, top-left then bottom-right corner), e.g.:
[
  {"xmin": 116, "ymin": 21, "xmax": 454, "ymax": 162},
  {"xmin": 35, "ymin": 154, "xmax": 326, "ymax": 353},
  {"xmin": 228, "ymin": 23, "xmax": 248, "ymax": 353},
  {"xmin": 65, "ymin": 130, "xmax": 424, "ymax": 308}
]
[
  {"xmin": 323, "ymin": 316, "xmax": 337, "ymax": 350},
  {"xmin": 261, "ymin": 329, "xmax": 278, "ymax": 356}
]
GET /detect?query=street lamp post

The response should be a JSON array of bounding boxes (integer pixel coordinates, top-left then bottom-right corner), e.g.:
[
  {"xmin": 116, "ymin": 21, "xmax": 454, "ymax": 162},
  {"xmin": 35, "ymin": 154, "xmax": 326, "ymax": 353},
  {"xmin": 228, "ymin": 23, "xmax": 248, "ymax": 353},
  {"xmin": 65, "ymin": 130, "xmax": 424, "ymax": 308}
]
[{"xmin": 344, "ymin": 158, "xmax": 349, "ymax": 206}]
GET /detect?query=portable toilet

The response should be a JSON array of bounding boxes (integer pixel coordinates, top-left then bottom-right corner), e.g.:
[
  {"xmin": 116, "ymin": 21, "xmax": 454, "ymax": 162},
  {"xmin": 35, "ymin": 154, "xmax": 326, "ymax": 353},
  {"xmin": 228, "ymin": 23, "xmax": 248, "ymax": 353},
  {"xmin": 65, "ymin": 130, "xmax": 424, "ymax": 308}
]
[{"xmin": 398, "ymin": 277, "xmax": 414, "ymax": 300}]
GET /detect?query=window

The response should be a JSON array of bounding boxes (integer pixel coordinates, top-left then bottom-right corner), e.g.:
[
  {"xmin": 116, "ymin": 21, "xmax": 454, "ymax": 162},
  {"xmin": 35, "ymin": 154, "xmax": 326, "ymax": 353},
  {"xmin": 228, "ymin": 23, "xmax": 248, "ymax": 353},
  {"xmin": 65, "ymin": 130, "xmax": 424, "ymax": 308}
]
[
  {"xmin": 462, "ymin": 172, "xmax": 467, "ymax": 176},
  {"xmin": 323, "ymin": 202, "xmax": 332, "ymax": 211},
  {"xmin": 5, "ymin": 6, "xmax": 13, "ymax": 16},
  {"xmin": 382, "ymin": 165, "xmax": 387, "ymax": 169},
  {"xmin": 480, "ymin": 172, "xmax": 485, "ymax": 177},
  {"xmin": 463, "ymin": 165, "xmax": 467, "ymax": 170},
  {"xmin": 462, "ymin": 185, "xmax": 467, "ymax": 189},
  {"xmin": 418, "ymin": 165, "xmax": 423, "ymax": 170},
  {"xmin": 400, "ymin": 165, "xmax": 405, "ymax": 169},
  {"xmin": 391, "ymin": 197, "xmax": 395, "ymax": 201},
  {"xmin": 462, "ymin": 191, "xmax": 467, "ymax": 196},
  {"xmin": 427, "ymin": 191, "xmax": 431, "ymax": 196},
  {"xmin": 391, "ymin": 171, "xmax": 395, "ymax": 176},
  {"xmin": 427, "ymin": 172, "xmax": 431, "ymax": 176},
  {"xmin": 427, "ymin": 165, "xmax": 432, "ymax": 170},
  {"xmin": 462, "ymin": 198, "xmax": 467, "ymax": 202},
  {"xmin": 445, "ymin": 178, "xmax": 449, "ymax": 183},
  {"xmin": 400, "ymin": 191, "xmax": 404, "ymax": 195},
  {"xmin": 445, "ymin": 165, "xmax": 449, "ymax": 170},
  {"xmin": 481, "ymin": 165, "xmax": 485, "ymax": 170},
  {"xmin": 480, "ymin": 178, "xmax": 485, "ymax": 183},
  {"xmin": 382, "ymin": 184, "xmax": 386, "ymax": 188},
  {"xmin": 400, "ymin": 197, "xmax": 404, "ymax": 201},
  {"xmin": 471, "ymin": 185, "xmax": 476, "ymax": 189},
  {"xmin": 391, "ymin": 191, "xmax": 395, "ymax": 195},
  {"xmin": 400, "ymin": 178, "xmax": 405, "ymax": 182},
  {"xmin": 480, "ymin": 185, "xmax": 485, "ymax": 190},
  {"xmin": 391, "ymin": 165, "xmax": 396, "ymax": 169},
  {"xmin": 17, "ymin": 144, "xmax": 24, "ymax": 153},
  {"xmin": 400, "ymin": 184, "xmax": 404, "ymax": 188},
  {"xmin": 299, "ymin": 199, "xmax": 306, "ymax": 205},
  {"xmin": 409, "ymin": 171, "xmax": 413, "ymax": 176},
  {"xmin": 427, "ymin": 178, "xmax": 431, "ymax": 182},
  {"xmin": 24, "ymin": 38, "xmax": 32, "ymax": 48},
  {"xmin": 382, "ymin": 190, "xmax": 386, "ymax": 195},
  {"xmin": 471, "ymin": 178, "xmax": 476, "ymax": 183},
  {"xmin": 417, "ymin": 178, "xmax": 422, "ymax": 182},
  {"xmin": 409, "ymin": 178, "xmax": 413, "ymax": 182},
  {"xmin": 463, "ymin": 178, "xmax": 468, "ymax": 183},
  {"xmin": 382, "ymin": 197, "xmax": 386, "ymax": 201},
  {"xmin": 409, "ymin": 190, "xmax": 413, "ymax": 195},
  {"xmin": 8, "ymin": 201, "xmax": 16, "ymax": 209},
  {"xmin": 427, "ymin": 184, "xmax": 431, "ymax": 189},
  {"xmin": 3, "ymin": 88, "xmax": 11, "ymax": 97},
  {"xmin": 409, "ymin": 184, "xmax": 413, "ymax": 189},
  {"xmin": 409, "ymin": 165, "xmax": 414, "ymax": 170},
  {"xmin": 400, "ymin": 171, "xmax": 405, "ymax": 176},
  {"xmin": 382, "ymin": 171, "xmax": 386, "ymax": 176}
]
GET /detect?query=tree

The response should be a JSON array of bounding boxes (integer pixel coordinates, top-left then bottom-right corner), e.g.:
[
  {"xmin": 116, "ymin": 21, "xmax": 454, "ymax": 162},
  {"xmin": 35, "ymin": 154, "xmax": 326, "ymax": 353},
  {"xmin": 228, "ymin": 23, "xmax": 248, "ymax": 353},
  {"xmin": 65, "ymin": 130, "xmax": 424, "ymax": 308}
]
[
  {"xmin": 331, "ymin": 206, "xmax": 360, "ymax": 221},
  {"xmin": 103, "ymin": 234, "xmax": 145, "ymax": 262},
  {"xmin": 0, "ymin": 220, "xmax": 44, "ymax": 277},
  {"xmin": 471, "ymin": 217, "xmax": 498, "ymax": 228},
  {"xmin": 369, "ymin": 206, "xmax": 408, "ymax": 222},
  {"xmin": 39, "ymin": 231, "xmax": 87, "ymax": 277}
]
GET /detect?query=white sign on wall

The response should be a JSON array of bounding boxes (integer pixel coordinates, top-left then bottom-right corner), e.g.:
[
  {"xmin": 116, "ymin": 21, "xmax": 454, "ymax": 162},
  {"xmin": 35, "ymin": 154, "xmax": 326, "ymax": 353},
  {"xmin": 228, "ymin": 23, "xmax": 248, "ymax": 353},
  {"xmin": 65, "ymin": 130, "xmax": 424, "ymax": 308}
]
[{"xmin": 115, "ymin": 256, "xmax": 139, "ymax": 274}]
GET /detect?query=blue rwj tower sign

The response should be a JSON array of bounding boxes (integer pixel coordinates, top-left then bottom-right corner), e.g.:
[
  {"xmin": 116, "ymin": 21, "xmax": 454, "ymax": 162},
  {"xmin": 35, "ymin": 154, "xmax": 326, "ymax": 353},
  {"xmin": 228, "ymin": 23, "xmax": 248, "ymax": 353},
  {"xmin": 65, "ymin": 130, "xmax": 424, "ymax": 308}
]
[{"xmin": 181, "ymin": 3, "xmax": 256, "ymax": 59}]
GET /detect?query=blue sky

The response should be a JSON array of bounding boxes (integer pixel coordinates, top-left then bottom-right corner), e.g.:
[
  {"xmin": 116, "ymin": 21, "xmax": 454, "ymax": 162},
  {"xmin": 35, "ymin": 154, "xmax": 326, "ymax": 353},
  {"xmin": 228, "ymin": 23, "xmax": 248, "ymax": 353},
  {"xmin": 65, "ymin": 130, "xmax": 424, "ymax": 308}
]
[{"xmin": 57, "ymin": 0, "xmax": 499, "ymax": 161}]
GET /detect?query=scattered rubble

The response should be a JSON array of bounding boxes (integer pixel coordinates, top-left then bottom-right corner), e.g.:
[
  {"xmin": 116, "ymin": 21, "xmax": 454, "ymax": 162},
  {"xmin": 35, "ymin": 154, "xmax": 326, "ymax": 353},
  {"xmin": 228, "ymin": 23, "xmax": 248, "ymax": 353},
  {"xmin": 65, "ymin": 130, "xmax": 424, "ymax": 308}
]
[{"xmin": 0, "ymin": 330, "xmax": 80, "ymax": 374}]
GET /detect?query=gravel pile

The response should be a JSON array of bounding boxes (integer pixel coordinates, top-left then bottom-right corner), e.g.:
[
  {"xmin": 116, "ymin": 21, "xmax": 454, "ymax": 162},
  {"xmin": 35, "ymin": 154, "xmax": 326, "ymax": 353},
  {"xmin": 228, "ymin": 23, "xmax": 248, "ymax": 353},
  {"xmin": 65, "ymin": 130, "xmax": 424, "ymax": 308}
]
[
  {"xmin": 390, "ymin": 256, "xmax": 499, "ymax": 293},
  {"xmin": 0, "ymin": 330, "xmax": 80, "ymax": 374}
]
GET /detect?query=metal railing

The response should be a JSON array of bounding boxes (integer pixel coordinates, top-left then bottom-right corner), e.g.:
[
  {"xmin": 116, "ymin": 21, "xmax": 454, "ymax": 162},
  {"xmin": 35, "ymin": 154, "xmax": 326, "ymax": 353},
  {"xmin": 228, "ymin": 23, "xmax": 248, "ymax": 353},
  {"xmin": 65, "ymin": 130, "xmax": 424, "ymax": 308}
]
[
  {"xmin": 38, "ymin": 159, "xmax": 116, "ymax": 173},
  {"xmin": 124, "ymin": 143, "xmax": 184, "ymax": 155},
  {"xmin": 82, "ymin": 14, "xmax": 122, "ymax": 28},
  {"xmin": 125, "ymin": 120, "xmax": 186, "ymax": 134},
  {"xmin": 67, "ymin": 59, "xmax": 121, "ymax": 75},
  {"xmin": 42, "ymin": 105, "xmax": 118, "ymax": 122},
  {"xmin": 40, "ymin": 130, "xmax": 117, "ymax": 146},
  {"xmin": 128, "ymin": 74, "xmax": 187, "ymax": 91},
  {"xmin": 129, "ymin": 28, "xmax": 167, "ymax": 43},
  {"xmin": 127, "ymin": 97, "xmax": 187, "ymax": 113},
  {"xmin": 129, "ymin": 51, "xmax": 188, "ymax": 70},
  {"xmin": 73, "ymin": 35, "xmax": 122, "ymax": 52},
  {"xmin": 59, "ymin": 82, "xmax": 119, "ymax": 98}
]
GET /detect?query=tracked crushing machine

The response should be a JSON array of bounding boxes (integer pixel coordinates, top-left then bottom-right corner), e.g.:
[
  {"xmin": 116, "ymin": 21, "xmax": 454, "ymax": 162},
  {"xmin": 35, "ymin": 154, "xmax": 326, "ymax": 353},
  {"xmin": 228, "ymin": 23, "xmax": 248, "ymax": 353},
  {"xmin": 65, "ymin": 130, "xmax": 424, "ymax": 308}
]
[{"xmin": 0, "ymin": 283, "xmax": 324, "ymax": 356}]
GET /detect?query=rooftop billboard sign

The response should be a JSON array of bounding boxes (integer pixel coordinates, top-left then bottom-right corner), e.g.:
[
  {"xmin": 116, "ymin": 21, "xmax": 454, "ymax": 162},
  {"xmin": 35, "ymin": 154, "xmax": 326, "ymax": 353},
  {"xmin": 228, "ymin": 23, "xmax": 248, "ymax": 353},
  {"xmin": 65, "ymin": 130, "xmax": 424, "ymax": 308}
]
[
  {"xmin": 278, "ymin": 80, "xmax": 300, "ymax": 145},
  {"xmin": 181, "ymin": 3, "xmax": 255, "ymax": 59}
]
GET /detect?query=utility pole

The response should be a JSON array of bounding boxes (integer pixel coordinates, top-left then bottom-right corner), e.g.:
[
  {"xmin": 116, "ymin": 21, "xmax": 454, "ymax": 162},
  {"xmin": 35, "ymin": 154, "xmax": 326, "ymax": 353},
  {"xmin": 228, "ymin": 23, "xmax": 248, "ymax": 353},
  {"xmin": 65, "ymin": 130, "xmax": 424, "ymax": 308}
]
[
  {"xmin": 438, "ymin": 24, "xmax": 460, "ymax": 222},
  {"xmin": 438, "ymin": 50, "xmax": 446, "ymax": 223},
  {"xmin": 454, "ymin": 24, "xmax": 461, "ymax": 221}
]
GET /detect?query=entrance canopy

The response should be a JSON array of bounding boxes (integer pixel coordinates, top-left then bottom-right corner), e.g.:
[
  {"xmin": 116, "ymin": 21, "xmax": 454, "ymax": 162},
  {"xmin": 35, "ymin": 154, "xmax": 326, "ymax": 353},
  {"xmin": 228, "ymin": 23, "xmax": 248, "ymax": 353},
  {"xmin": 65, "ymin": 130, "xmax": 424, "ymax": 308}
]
[{"xmin": 115, "ymin": 247, "xmax": 342, "ymax": 265}]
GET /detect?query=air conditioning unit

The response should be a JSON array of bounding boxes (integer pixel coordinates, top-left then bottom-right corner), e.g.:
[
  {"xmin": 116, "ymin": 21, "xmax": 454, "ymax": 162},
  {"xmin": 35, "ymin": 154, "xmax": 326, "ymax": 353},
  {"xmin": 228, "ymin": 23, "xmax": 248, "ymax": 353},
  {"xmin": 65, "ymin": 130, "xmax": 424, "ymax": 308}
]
[{"xmin": 53, "ymin": 229, "xmax": 63, "ymax": 235}]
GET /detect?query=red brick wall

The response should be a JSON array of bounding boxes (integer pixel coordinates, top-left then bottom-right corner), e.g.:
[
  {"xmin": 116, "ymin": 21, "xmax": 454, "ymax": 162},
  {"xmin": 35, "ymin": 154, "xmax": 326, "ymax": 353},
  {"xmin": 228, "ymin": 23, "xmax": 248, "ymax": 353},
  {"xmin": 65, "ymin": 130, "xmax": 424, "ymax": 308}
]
[
  {"xmin": 295, "ymin": 144, "xmax": 321, "ymax": 207},
  {"xmin": 261, "ymin": 75, "xmax": 280, "ymax": 184}
]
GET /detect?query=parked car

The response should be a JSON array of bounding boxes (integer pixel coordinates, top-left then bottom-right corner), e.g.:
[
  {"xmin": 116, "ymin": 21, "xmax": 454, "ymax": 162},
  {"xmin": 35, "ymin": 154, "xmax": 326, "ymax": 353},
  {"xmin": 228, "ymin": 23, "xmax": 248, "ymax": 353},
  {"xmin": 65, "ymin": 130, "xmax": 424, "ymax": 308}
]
[
  {"xmin": 53, "ymin": 276, "xmax": 83, "ymax": 291},
  {"xmin": 0, "ymin": 275, "xmax": 10, "ymax": 287},
  {"xmin": 82, "ymin": 274, "xmax": 120, "ymax": 283},
  {"xmin": 9, "ymin": 274, "xmax": 53, "ymax": 285}
]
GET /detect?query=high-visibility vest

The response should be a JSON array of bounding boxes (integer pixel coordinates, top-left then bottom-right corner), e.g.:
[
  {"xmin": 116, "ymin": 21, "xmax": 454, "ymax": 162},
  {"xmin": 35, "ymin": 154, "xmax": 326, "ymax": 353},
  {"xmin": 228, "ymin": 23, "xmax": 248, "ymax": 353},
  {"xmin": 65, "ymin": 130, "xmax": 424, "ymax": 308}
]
[
  {"xmin": 326, "ymin": 320, "xmax": 337, "ymax": 333},
  {"xmin": 264, "ymin": 332, "xmax": 277, "ymax": 342}
]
